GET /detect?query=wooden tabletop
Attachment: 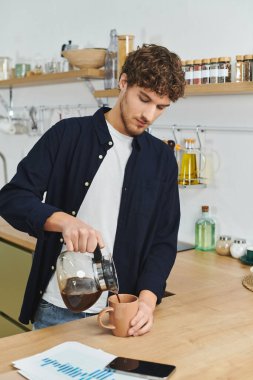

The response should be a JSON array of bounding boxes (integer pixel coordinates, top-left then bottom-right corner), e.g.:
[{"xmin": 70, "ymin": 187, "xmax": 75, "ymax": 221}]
[
  {"xmin": 0, "ymin": 250, "xmax": 252, "ymax": 379},
  {"xmin": 0, "ymin": 218, "xmax": 36, "ymax": 252}
]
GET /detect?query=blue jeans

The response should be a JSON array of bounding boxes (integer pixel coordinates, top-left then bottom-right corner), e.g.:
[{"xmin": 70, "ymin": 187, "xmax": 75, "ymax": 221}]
[{"xmin": 33, "ymin": 299, "xmax": 97, "ymax": 330}]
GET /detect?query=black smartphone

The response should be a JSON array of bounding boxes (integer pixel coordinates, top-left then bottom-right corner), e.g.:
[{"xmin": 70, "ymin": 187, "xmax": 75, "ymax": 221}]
[{"xmin": 106, "ymin": 356, "xmax": 176, "ymax": 379}]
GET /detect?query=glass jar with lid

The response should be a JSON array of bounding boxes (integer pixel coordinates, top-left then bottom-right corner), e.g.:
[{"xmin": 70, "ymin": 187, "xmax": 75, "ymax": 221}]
[
  {"xmin": 185, "ymin": 60, "xmax": 194, "ymax": 85},
  {"xmin": 201, "ymin": 58, "xmax": 210, "ymax": 84},
  {"xmin": 210, "ymin": 58, "xmax": 219, "ymax": 83},
  {"xmin": 193, "ymin": 59, "xmax": 202, "ymax": 85},
  {"xmin": 181, "ymin": 60, "xmax": 186, "ymax": 77},
  {"xmin": 215, "ymin": 235, "xmax": 232, "ymax": 256},
  {"xmin": 218, "ymin": 57, "xmax": 231, "ymax": 83},
  {"xmin": 0, "ymin": 57, "xmax": 11, "ymax": 80},
  {"xmin": 230, "ymin": 238, "xmax": 247, "ymax": 259},
  {"xmin": 244, "ymin": 54, "xmax": 253, "ymax": 82},
  {"xmin": 235, "ymin": 55, "xmax": 246, "ymax": 82}
]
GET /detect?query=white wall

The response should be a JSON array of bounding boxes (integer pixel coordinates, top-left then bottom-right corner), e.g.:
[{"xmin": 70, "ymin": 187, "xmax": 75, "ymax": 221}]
[{"xmin": 0, "ymin": 0, "xmax": 253, "ymax": 244}]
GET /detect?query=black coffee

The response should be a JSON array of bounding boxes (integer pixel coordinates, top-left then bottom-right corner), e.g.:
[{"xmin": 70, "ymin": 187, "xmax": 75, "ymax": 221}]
[{"xmin": 61, "ymin": 277, "xmax": 102, "ymax": 313}]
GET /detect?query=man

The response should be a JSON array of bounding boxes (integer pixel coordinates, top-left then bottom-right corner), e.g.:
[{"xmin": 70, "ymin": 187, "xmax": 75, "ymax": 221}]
[{"xmin": 0, "ymin": 44, "xmax": 185, "ymax": 335}]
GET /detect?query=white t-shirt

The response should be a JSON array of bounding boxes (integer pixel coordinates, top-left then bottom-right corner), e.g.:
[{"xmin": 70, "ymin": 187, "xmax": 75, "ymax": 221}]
[{"xmin": 43, "ymin": 121, "xmax": 133, "ymax": 313}]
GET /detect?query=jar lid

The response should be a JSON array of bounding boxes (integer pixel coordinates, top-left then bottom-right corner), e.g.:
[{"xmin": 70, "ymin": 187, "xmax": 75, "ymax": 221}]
[
  {"xmin": 244, "ymin": 54, "xmax": 253, "ymax": 60},
  {"xmin": 236, "ymin": 55, "xmax": 244, "ymax": 61},
  {"xmin": 210, "ymin": 58, "xmax": 218, "ymax": 63},
  {"xmin": 233, "ymin": 238, "xmax": 246, "ymax": 244},
  {"xmin": 117, "ymin": 35, "xmax": 134, "ymax": 39},
  {"xmin": 181, "ymin": 60, "xmax": 186, "ymax": 65},
  {"xmin": 184, "ymin": 138, "xmax": 195, "ymax": 143},
  {"xmin": 202, "ymin": 58, "xmax": 210, "ymax": 64},
  {"xmin": 193, "ymin": 59, "xmax": 202, "ymax": 64},
  {"xmin": 219, "ymin": 235, "xmax": 232, "ymax": 241},
  {"xmin": 218, "ymin": 57, "xmax": 231, "ymax": 62},
  {"xmin": 185, "ymin": 60, "xmax": 194, "ymax": 65}
]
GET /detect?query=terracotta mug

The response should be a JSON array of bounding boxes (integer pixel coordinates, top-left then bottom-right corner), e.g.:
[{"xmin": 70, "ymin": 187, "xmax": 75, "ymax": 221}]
[{"xmin": 97, "ymin": 294, "xmax": 138, "ymax": 337}]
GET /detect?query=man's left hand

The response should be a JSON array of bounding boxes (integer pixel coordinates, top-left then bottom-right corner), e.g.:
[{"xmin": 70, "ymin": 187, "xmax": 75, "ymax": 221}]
[{"xmin": 128, "ymin": 290, "xmax": 157, "ymax": 336}]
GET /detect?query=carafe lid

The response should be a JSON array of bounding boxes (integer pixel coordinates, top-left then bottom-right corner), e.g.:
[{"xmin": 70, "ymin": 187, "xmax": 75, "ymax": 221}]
[{"xmin": 93, "ymin": 246, "xmax": 118, "ymax": 292}]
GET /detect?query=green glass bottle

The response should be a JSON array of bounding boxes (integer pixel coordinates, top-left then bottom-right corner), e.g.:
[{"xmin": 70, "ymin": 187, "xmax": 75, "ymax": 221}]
[{"xmin": 195, "ymin": 205, "xmax": 215, "ymax": 251}]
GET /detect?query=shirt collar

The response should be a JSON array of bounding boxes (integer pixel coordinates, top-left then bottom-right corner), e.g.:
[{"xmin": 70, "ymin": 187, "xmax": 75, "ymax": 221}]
[{"xmin": 92, "ymin": 106, "xmax": 146, "ymax": 151}]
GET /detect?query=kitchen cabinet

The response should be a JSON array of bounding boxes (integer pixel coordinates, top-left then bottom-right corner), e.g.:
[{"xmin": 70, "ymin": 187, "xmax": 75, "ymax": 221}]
[
  {"xmin": 0, "ymin": 240, "xmax": 32, "ymax": 337},
  {"xmin": 0, "ymin": 314, "xmax": 26, "ymax": 338}
]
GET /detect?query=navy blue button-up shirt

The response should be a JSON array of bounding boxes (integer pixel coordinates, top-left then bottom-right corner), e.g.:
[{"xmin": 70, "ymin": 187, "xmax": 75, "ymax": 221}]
[{"xmin": 0, "ymin": 107, "xmax": 180, "ymax": 324}]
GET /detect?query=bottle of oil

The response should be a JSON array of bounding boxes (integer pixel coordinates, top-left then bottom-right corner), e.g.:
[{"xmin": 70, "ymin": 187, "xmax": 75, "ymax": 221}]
[
  {"xmin": 178, "ymin": 138, "xmax": 199, "ymax": 185},
  {"xmin": 195, "ymin": 205, "xmax": 215, "ymax": 251}
]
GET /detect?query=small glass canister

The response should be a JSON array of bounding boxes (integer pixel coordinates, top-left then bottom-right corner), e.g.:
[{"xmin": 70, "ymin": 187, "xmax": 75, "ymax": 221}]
[
  {"xmin": 230, "ymin": 238, "xmax": 247, "ymax": 259},
  {"xmin": 201, "ymin": 58, "xmax": 210, "ymax": 84},
  {"xmin": 210, "ymin": 58, "xmax": 219, "ymax": 84},
  {"xmin": 244, "ymin": 54, "xmax": 253, "ymax": 82},
  {"xmin": 117, "ymin": 34, "xmax": 134, "ymax": 79},
  {"xmin": 216, "ymin": 235, "xmax": 232, "ymax": 256},
  {"xmin": 0, "ymin": 57, "xmax": 11, "ymax": 80},
  {"xmin": 185, "ymin": 60, "xmax": 194, "ymax": 85},
  {"xmin": 193, "ymin": 59, "xmax": 202, "ymax": 85},
  {"xmin": 218, "ymin": 57, "xmax": 231, "ymax": 83},
  {"xmin": 181, "ymin": 60, "xmax": 186, "ymax": 78},
  {"xmin": 235, "ymin": 55, "xmax": 245, "ymax": 82}
]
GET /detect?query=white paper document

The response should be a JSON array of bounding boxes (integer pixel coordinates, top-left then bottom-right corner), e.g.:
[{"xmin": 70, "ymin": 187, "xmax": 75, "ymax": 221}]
[{"xmin": 12, "ymin": 341, "xmax": 141, "ymax": 380}]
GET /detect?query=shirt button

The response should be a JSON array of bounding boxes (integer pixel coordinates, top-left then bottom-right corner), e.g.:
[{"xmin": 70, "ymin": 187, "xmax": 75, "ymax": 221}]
[
  {"xmin": 60, "ymin": 238, "xmax": 64, "ymax": 243},
  {"xmin": 85, "ymin": 181, "xmax": 90, "ymax": 187},
  {"xmin": 51, "ymin": 266, "xmax": 55, "ymax": 270},
  {"xmin": 108, "ymin": 141, "xmax": 113, "ymax": 146},
  {"xmin": 98, "ymin": 155, "xmax": 103, "ymax": 159},
  {"xmin": 71, "ymin": 211, "xmax": 76, "ymax": 215},
  {"xmin": 39, "ymin": 290, "xmax": 43, "ymax": 295}
]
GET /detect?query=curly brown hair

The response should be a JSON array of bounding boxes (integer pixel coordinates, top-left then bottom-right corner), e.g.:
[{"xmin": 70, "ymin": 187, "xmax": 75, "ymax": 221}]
[{"xmin": 120, "ymin": 44, "xmax": 185, "ymax": 102}]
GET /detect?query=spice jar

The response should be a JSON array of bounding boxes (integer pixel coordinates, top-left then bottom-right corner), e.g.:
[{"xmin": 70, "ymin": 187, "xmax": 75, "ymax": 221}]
[
  {"xmin": 185, "ymin": 60, "xmax": 194, "ymax": 85},
  {"xmin": 244, "ymin": 55, "xmax": 253, "ymax": 82},
  {"xmin": 193, "ymin": 59, "xmax": 202, "ymax": 85},
  {"xmin": 215, "ymin": 235, "xmax": 232, "ymax": 256},
  {"xmin": 181, "ymin": 60, "xmax": 186, "ymax": 78},
  {"xmin": 235, "ymin": 55, "xmax": 246, "ymax": 82},
  {"xmin": 230, "ymin": 238, "xmax": 247, "ymax": 259},
  {"xmin": 201, "ymin": 58, "xmax": 210, "ymax": 84},
  {"xmin": 210, "ymin": 58, "xmax": 219, "ymax": 84},
  {"xmin": 218, "ymin": 57, "xmax": 231, "ymax": 83}
]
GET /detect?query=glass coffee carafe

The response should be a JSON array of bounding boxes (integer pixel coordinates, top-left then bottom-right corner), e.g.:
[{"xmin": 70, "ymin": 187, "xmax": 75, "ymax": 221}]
[{"xmin": 56, "ymin": 245, "xmax": 118, "ymax": 312}]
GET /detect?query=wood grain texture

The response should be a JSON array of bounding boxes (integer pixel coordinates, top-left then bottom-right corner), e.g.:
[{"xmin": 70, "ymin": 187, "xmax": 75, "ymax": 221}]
[
  {"xmin": 0, "ymin": 250, "xmax": 252, "ymax": 379},
  {"xmin": 93, "ymin": 82, "xmax": 253, "ymax": 98},
  {"xmin": 0, "ymin": 218, "xmax": 36, "ymax": 251},
  {"xmin": 0, "ymin": 68, "xmax": 104, "ymax": 88}
]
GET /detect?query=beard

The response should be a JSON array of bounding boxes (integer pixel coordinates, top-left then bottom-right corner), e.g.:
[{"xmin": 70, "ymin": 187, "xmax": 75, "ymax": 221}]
[{"xmin": 119, "ymin": 92, "xmax": 150, "ymax": 137}]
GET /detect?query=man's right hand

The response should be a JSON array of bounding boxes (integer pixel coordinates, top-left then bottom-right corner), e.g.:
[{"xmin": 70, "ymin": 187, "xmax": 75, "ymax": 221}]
[{"xmin": 44, "ymin": 211, "xmax": 104, "ymax": 252}]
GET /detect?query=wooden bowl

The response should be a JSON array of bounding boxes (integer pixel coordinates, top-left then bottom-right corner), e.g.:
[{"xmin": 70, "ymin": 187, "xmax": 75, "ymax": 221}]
[{"xmin": 62, "ymin": 48, "xmax": 106, "ymax": 69}]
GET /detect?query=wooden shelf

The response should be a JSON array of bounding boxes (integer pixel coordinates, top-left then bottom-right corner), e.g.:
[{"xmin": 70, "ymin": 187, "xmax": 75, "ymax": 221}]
[
  {"xmin": 94, "ymin": 88, "xmax": 119, "ymax": 98},
  {"xmin": 0, "ymin": 68, "xmax": 105, "ymax": 88},
  {"xmin": 93, "ymin": 82, "xmax": 253, "ymax": 98},
  {"xmin": 184, "ymin": 82, "xmax": 253, "ymax": 96},
  {"xmin": 1, "ymin": 71, "xmax": 252, "ymax": 96}
]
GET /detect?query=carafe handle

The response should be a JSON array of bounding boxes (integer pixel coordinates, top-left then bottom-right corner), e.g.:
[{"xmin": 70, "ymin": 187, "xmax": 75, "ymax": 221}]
[{"xmin": 93, "ymin": 244, "xmax": 102, "ymax": 263}]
